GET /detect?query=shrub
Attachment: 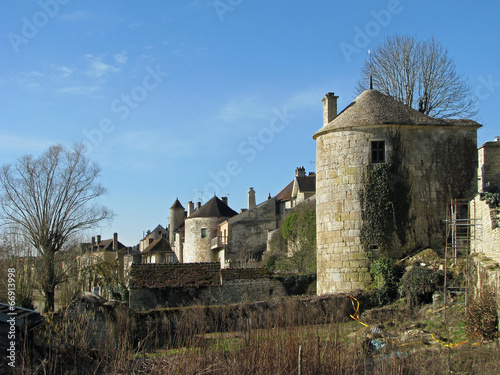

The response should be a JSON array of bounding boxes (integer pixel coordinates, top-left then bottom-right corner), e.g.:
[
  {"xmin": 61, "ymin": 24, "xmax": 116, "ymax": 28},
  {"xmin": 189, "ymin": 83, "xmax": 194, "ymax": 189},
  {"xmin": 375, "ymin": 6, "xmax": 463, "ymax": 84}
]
[
  {"xmin": 466, "ymin": 286, "xmax": 499, "ymax": 340},
  {"xmin": 399, "ymin": 264, "xmax": 443, "ymax": 308},
  {"xmin": 369, "ymin": 257, "xmax": 400, "ymax": 306},
  {"xmin": 265, "ymin": 202, "xmax": 316, "ymax": 273}
]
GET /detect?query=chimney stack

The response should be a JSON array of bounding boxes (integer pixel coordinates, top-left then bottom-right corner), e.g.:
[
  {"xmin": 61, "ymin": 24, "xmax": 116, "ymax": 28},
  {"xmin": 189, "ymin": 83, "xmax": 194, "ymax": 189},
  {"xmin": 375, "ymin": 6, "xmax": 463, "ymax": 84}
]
[
  {"xmin": 322, "ymin": 92, "xmax": 339, "ymax": 126},
  {"xmin": 295, "ymin": 166, "xmax": 306, "ymax": 177},
  {"xmin": 248, "ymin": 187, "xmax": 256, "ymax": 210},
  {"xmin": 187, "ymin": 201, "xmax": 194, "ymax": 217},
  {"xmin": 96, "ymin": 235, "xmax": 101, "ymax": 244},
  {"xmin": 113, "ymin": 233, "xmax": 118, "ymax": 251},
  {"xmin": 91, "ymin": 236, "xmax": 95, "ymax": 247},
  {"xmin": 196, "ymin": 201, "xmax": 201, "ymax": 210},
  {"xmin": 221, "ymin": 196, "xmax": 228, "ymax": 205}
]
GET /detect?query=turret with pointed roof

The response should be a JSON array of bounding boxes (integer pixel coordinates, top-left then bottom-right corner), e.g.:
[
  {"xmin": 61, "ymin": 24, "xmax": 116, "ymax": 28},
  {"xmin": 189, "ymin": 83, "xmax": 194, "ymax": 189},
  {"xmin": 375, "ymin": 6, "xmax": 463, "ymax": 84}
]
[{"xmin": 169, "ymin": 198, "xmax": 186, "ymax": 250}]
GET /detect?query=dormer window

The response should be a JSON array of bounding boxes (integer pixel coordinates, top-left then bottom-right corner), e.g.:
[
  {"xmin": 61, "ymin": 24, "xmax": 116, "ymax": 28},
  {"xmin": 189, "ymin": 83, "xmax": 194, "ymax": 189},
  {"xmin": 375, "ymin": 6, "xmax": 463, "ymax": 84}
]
[{"xmin": 371, "ymin": 141, "xmax": 385, "ymax": 163}]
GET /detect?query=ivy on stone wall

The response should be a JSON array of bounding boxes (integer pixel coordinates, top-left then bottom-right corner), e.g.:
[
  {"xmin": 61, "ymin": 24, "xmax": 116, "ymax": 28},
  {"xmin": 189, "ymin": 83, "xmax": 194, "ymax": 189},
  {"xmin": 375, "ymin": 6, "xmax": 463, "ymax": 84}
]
[
  {"xmin": 360, "ymin": 162, "xmax": 395, "ymax": 250},
  {"xmin": 360, "ymin": 130, "xmax": 412, "ymax": 252},
  {"xmin": 266, "ymin": 201, "xmax": 316, "ymax": 274}
]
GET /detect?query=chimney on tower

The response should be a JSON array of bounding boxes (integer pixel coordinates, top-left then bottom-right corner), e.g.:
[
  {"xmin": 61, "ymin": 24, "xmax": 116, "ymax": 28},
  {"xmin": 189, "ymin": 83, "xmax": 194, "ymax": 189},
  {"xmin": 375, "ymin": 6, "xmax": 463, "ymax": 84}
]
[
  {"xmin": 248, "ymin": 187, "xmax": 256, "ymax": 210},
  {"xmin": 322, "ymin": 92, "xmax": 339, "ymax": 126},
  {"xmin": 187, "ymin": 201, "xmax": 194, "ymax": 217}
]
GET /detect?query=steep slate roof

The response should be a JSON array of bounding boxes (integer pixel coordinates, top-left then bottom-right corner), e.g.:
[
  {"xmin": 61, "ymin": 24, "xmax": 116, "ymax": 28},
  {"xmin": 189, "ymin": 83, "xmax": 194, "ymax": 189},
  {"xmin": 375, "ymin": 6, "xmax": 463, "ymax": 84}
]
[
  {"xmin": 314, "ymin": 89, "xmax": 481, "ymax": 139},
  {"xmin": 96, "ymin": 239, "xmax": 126, "ymax": 252},
  {"xmin": 480, "ymin": 140, "xmax": 500, "ymax": 148},
  {"xmin": 140, "ymin": 224, "xmax": 166, "ymax": 241},
  {"xmin": 170, "ymin": 198, "xmax": 185, "ymax": 209},
  {"xmin": 188, "ymin": 196, "xmax": 238, "ymax": 218},
  {"xmin": 142, "ymin": 237, "xmax": 174, "ymax": 254},
  {"xmin": 296, "ymin": 175, "xmax": 316, "ymax": 193},
  {"xmin": 129, "ymin": 263, "xmax": 220, "ymax": 288}
]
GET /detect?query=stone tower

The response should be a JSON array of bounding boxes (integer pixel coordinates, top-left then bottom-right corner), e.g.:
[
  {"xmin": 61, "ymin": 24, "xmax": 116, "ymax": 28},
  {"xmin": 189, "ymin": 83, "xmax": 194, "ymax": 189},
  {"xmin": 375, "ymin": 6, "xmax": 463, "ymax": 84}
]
[
  {"xmin": 314, "ymin": 89, "xmax": 480, "ymax": 295},
  {"xmin": 169, "ymin": 199, "xmax": 185, "ymax": 247},
  {"xmin": 183, "ymin": 196, "xmax": 238, "ymax": 263}
]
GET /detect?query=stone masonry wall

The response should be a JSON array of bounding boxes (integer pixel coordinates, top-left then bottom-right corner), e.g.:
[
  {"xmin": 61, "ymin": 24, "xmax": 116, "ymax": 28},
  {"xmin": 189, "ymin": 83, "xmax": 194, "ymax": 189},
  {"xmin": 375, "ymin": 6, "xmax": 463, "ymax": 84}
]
[
  {"xmin": 226, "ymin": 198, "xmax": 277, "ymax": 261},
  {"xmin": 129, "ymin": 268, "xmax": 287, "ymax": 310},
  {"xmin": 478, "ymin": 141, "xmax": 500, "ymax": 192},
  {"xmin": 470, "ymin": 254, "xmax": 500, "ymax": 333},
  {"xmin": 471, "ymin": 195, "xmax": 500, "ymax": 263},
  {"xmin": 198, "ymin": 278, "xmax": 287, "ymax": 305},
  {"xmin": 315, "ymin": 128, "xmax": 373, "ymax": 295},
  {"xmin": 183, "ymin": 217, "xmax": 222, "ymax": 263},
  {"xmin": 316, "ymin": 124, "xmax": 477, "ymax": 295}
]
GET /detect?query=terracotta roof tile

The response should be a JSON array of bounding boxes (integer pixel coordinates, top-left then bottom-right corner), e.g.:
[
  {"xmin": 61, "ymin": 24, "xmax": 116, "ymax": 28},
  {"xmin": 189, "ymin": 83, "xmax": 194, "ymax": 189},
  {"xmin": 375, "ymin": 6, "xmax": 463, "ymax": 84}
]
[
  {"xmin": 129, "ymin": 263, "xmax": 221, "ymax": 289},
  {"xmin": 275, "ymin": 180, "xmax": 294, "ymax": 201}
]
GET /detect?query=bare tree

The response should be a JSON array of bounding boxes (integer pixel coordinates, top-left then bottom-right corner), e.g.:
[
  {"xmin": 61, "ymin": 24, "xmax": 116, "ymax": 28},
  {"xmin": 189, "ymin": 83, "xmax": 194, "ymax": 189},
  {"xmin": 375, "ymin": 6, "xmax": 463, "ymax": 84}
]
[
  {"xmin": 356, "ymin": 35, "xmax": 477, "ymax": 119},
  {"xmin": 0, "ymin": 144, "xmax": 113, "ymax": 311}
]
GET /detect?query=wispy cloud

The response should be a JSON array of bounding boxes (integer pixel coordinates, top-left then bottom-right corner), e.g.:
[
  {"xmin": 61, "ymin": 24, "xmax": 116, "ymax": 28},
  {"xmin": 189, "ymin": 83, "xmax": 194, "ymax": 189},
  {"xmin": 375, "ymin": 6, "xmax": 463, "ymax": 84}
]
[
  {"xmin": 0, "ymin": 134, "xmax": 54, "ymax": 155},
  {"xmin": 59, "ymin": 10, "xmax": 93, "ymax": 22},
  {"xmin": 284, "ymin": 86, "xmax": 326, "ymax": 112},
  {"xmin": 114, "ymin": 51, "xmax": 128, "ymax": 64},
  {"xmin": 56, "ymin": 66, "xmax": 74, "ymax": 78},
  {"xmin": 55, "ymin": 85, "xmax": 102, "ymax": 96},
  {"xmin": 83, "ymin": 54, "xmax": 121, "ymax": 78},
  {"xmin": 215, "ymin": 95, "xmax": 269, "ymax": 123},
  {"xmin": 13, "ymin": 54, "xmax": 123, "ymax": 96}
]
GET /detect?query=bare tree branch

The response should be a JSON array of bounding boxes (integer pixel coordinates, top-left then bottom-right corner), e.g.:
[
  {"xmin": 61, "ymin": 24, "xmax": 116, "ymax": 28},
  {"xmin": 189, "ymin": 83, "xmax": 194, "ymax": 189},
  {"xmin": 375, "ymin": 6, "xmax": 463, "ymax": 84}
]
[
  {"xmin": 0, "ymin": 143, "xmax": 113, "ymax": 311},
  {"xmin": 356, "ymin": 35, "xmax": 477, "ymax": 119}
]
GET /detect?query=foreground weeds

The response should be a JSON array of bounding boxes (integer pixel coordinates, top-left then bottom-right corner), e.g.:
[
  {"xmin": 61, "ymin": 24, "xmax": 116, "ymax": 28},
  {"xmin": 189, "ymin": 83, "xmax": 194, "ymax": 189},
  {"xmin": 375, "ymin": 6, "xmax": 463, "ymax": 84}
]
[{"xmin": 12, "ymin": 292, "xmax": 500, "ymax": 374}]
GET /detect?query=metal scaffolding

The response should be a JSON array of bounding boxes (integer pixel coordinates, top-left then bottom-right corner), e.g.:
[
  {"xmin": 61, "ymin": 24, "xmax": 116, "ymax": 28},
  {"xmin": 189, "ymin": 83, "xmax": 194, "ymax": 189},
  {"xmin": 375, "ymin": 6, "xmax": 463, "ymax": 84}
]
[
  {"xmin": 442, "ymin": 198, "xmax": 481, "ymax": 317},
  {"xmin": 445, "ymin": 199, "xmax": 480, "ymax": 262}
]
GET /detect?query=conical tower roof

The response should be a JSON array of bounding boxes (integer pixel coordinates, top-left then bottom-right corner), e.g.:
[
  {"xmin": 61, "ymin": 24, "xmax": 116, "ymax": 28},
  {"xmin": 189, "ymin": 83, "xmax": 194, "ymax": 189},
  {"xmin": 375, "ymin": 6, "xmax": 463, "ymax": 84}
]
[
  {"xmin": 188, "ymin": 196, "xmax": 238, "ymax": 219},
  {"xmin": 170, "ymin": 198, "xmax": 184, "ymax": 210},
  {"xmin": 314, "ymin": 89, "xmax": 480, "ymax": 139}
]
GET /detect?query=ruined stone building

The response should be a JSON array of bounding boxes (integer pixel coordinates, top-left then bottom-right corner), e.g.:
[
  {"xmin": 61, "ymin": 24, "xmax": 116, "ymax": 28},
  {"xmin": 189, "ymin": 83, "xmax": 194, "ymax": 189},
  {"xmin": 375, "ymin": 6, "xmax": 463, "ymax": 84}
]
[{"xmin": 314, "ymin": 89, "xmax": 481, "ymax": 295}]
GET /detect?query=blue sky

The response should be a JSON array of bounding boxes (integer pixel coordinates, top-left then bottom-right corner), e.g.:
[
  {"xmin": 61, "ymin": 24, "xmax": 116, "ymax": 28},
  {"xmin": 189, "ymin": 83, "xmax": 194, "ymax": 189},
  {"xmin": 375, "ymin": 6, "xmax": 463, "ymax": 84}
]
[{"xmin": 1, "ymin": 0, "xmax": 499, "ymax": 246}]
